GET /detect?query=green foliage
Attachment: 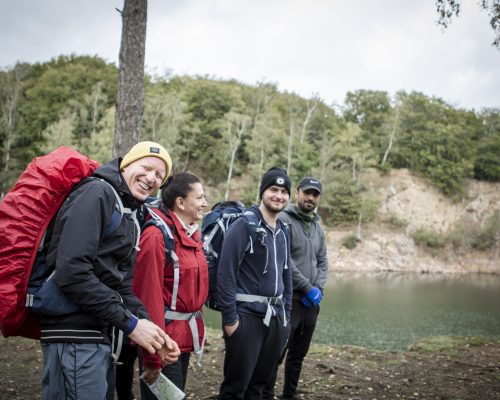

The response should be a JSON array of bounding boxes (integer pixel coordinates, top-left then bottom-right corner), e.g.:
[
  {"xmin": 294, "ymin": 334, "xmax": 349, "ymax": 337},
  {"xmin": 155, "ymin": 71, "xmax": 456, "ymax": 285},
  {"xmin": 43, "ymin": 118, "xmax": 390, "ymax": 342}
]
[
  {"xmin": 0, "ymin": 55, "xmax": 117, "ymax": 190},
  {"xmin": 318, "ymin": 170, "xmax": 364, "ymax": 224},
  {"xmin": 1, "ymin": 54, "xmax": 499, "ymax": 221},
  {"xmin": 474, "ymin": 109, "xmax": 500, "ymax": 181},
  {"xmin": 390, "ymin": 91, "xmax": 477, "ymax": 195},
  {"xmin": 77, "ymin": 107, "xmax": 114, "ymax": 164},
  {"xmin": 386, "ymin": 214, "xmax": 408, "ymax": 229},
  {"xmin": 411, "ymin": 227, "xmax": 446, "ymax": 248},
  {"xmin": 342, "ymin": 233, "xmax": 359, "ymax": 249},
  {"xmin": 343, "ymin": 89, "xmax": 392, "ymax": 163}
]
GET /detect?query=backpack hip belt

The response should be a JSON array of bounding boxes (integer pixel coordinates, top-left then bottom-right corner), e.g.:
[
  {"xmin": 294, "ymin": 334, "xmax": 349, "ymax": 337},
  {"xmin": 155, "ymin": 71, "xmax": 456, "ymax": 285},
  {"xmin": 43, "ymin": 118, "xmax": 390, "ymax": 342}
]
[
  {"xmin": 235, "ymin": 293, "xmax": 287, "ymax": 327},
  {"xmin": 164, "ymin": 309, "xmax": 206, "ymax": 357}
]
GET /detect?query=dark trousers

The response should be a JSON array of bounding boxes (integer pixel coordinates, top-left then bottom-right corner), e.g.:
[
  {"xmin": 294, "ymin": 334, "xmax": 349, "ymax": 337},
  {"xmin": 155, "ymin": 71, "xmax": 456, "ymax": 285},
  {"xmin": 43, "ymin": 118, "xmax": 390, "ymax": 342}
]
[
  {"xmin": 115, "ymin": 343, "xmax": 138, "ymax": 400},
  {"xmin": 263, "ymin": 300, "xmax": 319, "ymax": 399},
  {"xmin": 139, "ymin": 351, "xmax": 191, "ymax": 399},
  {"xmin": 219, "ymin": 313, "xmax": 291, "ymax": 400}
]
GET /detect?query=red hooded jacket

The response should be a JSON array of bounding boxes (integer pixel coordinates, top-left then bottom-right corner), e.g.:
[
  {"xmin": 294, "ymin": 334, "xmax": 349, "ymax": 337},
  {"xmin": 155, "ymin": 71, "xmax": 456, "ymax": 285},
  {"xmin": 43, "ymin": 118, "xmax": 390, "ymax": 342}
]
[{"xmin": 133, "ymin": 208, "xmax": 208, "ymax": 369}]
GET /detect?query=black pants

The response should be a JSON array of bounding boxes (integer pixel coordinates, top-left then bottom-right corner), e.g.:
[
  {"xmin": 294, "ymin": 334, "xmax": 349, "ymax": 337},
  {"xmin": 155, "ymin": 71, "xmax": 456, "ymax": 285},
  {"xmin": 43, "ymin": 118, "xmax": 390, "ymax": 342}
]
[
  {"xmin": 263, "ymin": 300, "xmax": 319, "ymax": 399},
  {"xmin": 139, "ymin": 351, "xmax": 191, "ymax": 399},
  {"xmin": 219, "ymin": 313, "xmax": 290, "ymax": 400},
  {"xmin": 115, "ymin": 343, "xmax": 138, "ymax": 400}
]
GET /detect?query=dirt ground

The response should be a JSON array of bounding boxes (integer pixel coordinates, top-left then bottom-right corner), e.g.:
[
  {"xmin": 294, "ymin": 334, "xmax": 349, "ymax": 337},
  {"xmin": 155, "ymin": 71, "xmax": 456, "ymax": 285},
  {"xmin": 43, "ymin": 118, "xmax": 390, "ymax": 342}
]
[{"xmin": 1, "ymin": 331, "xmax": 499, "ymax": 400}]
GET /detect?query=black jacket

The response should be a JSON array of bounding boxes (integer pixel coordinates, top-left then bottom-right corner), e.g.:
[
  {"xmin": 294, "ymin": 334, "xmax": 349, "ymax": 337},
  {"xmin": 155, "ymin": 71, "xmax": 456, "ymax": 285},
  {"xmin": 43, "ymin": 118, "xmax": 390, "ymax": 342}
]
[{"xmin": 40, "ymin": 159, "xmax": 149, "ymax": 343}]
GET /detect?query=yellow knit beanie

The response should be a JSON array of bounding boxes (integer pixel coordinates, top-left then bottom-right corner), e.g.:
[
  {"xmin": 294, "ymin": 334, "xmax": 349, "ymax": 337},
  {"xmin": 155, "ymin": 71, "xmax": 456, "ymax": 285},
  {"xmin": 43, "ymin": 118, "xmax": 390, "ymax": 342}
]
[{"xmin": 120, "ymin": 141, "xmax": 172, "ymax": 185}]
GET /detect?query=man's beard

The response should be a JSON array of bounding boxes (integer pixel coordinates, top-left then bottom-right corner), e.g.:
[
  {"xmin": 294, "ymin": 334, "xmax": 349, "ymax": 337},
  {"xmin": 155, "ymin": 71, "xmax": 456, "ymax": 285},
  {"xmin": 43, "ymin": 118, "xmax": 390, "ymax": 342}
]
[
  {"xmin": 262, "ymin": 197, "xmax": 287, "ymax": 214},
  {"xmin": 298, "ymin": 199, "xmax": 317, "ymax": 211}
]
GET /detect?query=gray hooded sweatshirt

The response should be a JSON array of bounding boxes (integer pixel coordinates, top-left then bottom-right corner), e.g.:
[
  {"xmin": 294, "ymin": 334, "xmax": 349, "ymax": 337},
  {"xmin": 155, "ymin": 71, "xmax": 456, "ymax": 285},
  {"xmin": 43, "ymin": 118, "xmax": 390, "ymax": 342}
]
[{"xmin": 279, "ymin": 204, "xmax": 329, "ymax": 299}]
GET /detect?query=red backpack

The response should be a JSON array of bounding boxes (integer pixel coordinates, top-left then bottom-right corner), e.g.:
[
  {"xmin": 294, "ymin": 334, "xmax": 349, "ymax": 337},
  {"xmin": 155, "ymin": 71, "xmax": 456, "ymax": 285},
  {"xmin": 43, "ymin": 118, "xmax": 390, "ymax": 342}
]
[{"xmin": 0, "ymin": 147, "xmax": 100, "ymax": 339}]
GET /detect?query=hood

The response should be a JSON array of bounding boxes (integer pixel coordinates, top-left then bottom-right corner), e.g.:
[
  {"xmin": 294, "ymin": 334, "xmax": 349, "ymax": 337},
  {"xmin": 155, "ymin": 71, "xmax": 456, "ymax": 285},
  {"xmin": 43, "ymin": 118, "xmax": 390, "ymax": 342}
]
[
  {"xmin": 283, "ymin": 204, "xmax": 321, "ymax": 223},
  {"xmin": 93, "ymin": 158, "xmax": 142, "ymax": 210}
]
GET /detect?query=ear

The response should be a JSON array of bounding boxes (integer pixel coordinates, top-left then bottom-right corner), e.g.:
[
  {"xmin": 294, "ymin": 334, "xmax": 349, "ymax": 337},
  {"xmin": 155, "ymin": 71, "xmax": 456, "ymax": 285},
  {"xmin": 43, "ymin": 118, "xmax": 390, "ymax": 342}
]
[{"xmin": 175, "ymin": 196, "xmax": 185, "ymax": 211}]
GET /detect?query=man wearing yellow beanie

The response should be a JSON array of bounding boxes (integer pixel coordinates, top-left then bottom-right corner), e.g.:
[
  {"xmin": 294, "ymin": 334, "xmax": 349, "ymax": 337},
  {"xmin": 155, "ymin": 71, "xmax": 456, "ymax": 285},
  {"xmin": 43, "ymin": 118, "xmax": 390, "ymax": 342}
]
[
  {"xmin": 120, "ymin": 141, "xmax": 172, "ymax": 201},
  {"xmin": 40, "ymin": 141, "xmax": 179, "ymax": 400}
]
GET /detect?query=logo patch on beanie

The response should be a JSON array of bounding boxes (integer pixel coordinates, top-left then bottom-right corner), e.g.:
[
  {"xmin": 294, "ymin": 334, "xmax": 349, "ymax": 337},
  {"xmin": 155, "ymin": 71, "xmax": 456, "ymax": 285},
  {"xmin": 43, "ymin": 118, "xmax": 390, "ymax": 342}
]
[
  {"xmin": 276, "ymin": 177, "xmax": 285, "ymax": 185},
  {"xmin": 150, "ymin": 147, "xmax": 160, "ymax": 154}
]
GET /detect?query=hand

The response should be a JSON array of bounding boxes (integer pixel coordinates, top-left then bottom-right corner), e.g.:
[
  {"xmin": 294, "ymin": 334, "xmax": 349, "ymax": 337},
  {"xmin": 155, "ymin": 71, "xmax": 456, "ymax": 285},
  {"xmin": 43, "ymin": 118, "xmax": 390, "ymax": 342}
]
[
  {"xmin": 157, "ymin": 336, "xmax": 181, "ymax": 366},
  {"xmin": 224, "ymin": 320, "xmax": 239, "ymax": 337},
  {"xmin": 128, "ymin": 319, "xmax": 167, "ymax": 354},
  {"xmin": 305, "ymin": 287, "xmax": 322, "ymax": 306},
  {"xmin": 140, "ymin": 368, "xmax": 160, "ymax": 385},
  {"xmin": 301, "ymin": 295, "xmax": 314, "ymax": 309}
]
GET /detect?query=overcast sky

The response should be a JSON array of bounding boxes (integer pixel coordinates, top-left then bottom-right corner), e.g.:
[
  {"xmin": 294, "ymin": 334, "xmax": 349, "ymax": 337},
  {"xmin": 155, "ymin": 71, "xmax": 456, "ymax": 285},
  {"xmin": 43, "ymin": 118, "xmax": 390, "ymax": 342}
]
[{"xmin": 1, "ymin": 0, "xmax": 498, "ymax": 110}]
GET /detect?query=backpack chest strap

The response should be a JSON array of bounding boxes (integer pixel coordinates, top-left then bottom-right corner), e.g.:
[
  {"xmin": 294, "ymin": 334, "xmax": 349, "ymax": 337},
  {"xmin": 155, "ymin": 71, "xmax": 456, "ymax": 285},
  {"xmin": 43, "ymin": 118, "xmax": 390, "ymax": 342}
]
[
  {"xmin": 164, "ymin": 309, "xmax": 206, "ymax": 363},
  {"xmin": 235, "ymin": 293, "xmax": 287, "ymax": 327}
]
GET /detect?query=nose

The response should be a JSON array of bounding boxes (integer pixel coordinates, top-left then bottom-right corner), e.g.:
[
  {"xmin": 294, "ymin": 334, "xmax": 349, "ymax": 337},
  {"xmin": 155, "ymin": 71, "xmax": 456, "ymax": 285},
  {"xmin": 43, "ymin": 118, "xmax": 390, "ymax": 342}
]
[{"xmin": 145, "ymin": 170, "xmax": 156, "ymax": 183}]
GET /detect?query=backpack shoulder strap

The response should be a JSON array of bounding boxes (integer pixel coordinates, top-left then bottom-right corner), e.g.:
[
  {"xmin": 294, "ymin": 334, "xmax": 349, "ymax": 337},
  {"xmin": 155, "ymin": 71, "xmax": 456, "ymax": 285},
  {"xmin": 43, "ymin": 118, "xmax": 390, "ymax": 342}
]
[
  {"xmin": 241, "ymin": 210, "xmax": 263, "ymax": 254},
  {"xmin": 143, "ymin": 206, "xmax": 181, "ymax": 311},
  {"xmin": 81, "ymin": 177, "xmax": 138, "ymax": 241}
]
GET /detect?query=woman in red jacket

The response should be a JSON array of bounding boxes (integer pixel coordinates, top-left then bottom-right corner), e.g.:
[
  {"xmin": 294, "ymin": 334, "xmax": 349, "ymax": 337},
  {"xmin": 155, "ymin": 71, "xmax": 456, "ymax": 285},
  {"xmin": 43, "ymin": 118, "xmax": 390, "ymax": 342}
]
[{"xmin": 133, "ymin": 172, "xmax": 209, "ymax": 396}]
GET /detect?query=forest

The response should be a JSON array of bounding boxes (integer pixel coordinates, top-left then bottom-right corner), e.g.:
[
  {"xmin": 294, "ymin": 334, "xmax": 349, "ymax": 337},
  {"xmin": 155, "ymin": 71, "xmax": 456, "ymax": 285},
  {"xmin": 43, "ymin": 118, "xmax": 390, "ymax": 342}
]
[{"xmin": 1, "ymin": 54, "xmax": 499, "ymax": 225}]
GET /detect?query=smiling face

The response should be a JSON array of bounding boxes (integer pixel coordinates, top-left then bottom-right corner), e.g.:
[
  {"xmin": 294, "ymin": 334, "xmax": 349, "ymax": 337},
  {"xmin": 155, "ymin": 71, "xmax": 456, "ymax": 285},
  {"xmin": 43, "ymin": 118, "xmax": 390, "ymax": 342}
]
[
  {"xmin": 261, "ymin": 185, "xmax": 290, "ymax": 214},
  {"xmin": 121, "ymin": 156, "xmax": 167, "ymax": 201},
  {"xmin": 173, "ymin": 182, "xmax": 207, "ymax": 225},
  {"xmin": 296, "ymin": 188, "xmax": 321, "ymax": 212}
]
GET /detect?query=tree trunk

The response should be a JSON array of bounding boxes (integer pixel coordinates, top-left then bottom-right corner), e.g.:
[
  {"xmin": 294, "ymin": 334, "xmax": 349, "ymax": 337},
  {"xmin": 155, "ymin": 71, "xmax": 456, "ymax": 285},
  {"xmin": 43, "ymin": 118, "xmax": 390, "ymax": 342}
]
[
  {"xmin": 300, "ymin": 97, "xmax": 318, "ymax": 143},
  {"xmin": 381, "ymin": 106, "xmax": 399, "ymax": 166},
  {"xmin": 287, "ymin": 121, "xmax": 295, "ymax": 175},
  {"xmin": 255, "ymin": 146, "xmax": 265, "ymax": 203},
  {"xmin": 113, "ymin": 0, "xmax": 147, "ymax": 158}
]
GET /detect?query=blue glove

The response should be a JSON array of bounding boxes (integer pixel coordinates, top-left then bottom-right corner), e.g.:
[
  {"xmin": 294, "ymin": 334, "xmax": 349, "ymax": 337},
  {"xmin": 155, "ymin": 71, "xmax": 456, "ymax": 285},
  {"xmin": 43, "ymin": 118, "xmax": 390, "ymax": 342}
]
[
  {"xmin": 305, "ymin": 287, "xmax": 322, "ymax": 306},
  {"xmin": 301, "ymin": 295, "xmax": 314, "ymax": 309}
]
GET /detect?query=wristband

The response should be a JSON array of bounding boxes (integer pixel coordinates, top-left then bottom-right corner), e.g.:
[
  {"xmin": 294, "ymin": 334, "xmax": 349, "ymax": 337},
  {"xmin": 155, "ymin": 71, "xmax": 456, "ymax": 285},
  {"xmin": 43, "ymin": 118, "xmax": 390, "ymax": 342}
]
[{"xmin": 125, "ymin": 315, "xmax": 138, "ymax": 335}]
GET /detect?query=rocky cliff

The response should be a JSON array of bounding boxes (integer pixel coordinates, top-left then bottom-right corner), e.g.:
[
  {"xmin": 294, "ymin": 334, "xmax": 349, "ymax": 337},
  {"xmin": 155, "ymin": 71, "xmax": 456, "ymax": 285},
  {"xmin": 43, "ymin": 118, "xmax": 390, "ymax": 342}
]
[{"xmin": 326, "ymin": 169, "xmax": 500, "ymax": 274}]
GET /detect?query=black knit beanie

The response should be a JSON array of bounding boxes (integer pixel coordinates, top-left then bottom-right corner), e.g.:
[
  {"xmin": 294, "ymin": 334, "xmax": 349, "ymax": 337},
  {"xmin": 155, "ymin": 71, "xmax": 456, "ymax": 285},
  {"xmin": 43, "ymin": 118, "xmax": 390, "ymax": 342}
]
[{"xmin": 259, "ymin": 167, "xmax": 292, "ymax": 198}]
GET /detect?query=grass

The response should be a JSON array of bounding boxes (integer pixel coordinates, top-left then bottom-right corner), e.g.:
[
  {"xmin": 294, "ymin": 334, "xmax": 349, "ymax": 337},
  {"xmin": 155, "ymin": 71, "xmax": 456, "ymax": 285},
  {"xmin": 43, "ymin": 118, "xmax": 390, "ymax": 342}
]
[{"xmin": 409, "ymin": 336, "xmax": 490, "ymax": 353}]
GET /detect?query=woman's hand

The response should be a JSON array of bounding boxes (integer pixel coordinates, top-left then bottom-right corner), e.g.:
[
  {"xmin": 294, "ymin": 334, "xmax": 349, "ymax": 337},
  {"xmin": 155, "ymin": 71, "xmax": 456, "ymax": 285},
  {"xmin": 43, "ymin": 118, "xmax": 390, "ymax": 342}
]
[
  {"xmin": 141, "ymin": 368, "xmax": 161, "ymax": 385},
  {"xmin": 157, "ymin": 335, "xmax": 181, "ymax": 366}
]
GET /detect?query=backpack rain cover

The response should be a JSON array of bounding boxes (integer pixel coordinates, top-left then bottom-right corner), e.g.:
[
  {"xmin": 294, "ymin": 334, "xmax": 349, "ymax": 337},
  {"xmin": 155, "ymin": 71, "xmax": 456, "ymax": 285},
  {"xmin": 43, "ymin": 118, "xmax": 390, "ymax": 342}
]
[{"xmin": 0, "ymin": 147, "xmax": 100, "ymax": 339}]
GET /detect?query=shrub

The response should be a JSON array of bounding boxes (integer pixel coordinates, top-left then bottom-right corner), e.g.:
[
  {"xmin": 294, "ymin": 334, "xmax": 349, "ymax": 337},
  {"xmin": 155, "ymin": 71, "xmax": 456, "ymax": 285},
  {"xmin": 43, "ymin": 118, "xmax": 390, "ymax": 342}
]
[
  {"xmin": 471, "ymin": 211, "xmax": 500, "ymax": 251},
  {"xmin": 387, "ymin": 214, "xmax": 408, "ymax": 229},
  {"xmin": 342, "ymin": 233, "xmax": 359, "ymax": 249},
  {"xmin": 448, "ymin": 211, "xmax": 500, "ymax": 252},
  {"xmin": 411, "ymin": 228, "xmax": 445, "ymax": 248}
]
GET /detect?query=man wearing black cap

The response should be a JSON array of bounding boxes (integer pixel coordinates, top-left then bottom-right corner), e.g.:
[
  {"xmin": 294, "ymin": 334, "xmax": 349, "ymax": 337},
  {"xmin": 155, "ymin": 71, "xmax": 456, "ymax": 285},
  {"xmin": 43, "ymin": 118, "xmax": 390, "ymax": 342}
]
[
  {"xmin": 264, "ymin": 177, "xmax": 329, "ymax": 400},
  {"xmin": 217, "ymin": 167, "xmax": 293, "ymax": 399}
]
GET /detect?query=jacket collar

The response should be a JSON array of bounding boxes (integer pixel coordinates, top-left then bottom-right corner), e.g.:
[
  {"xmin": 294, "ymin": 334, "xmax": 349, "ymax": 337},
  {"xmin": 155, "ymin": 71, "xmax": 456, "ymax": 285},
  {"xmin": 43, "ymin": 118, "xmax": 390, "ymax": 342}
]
[
  {"xmin": 283, "ymin": 204, "xmax": 321, "ymax": 223},
  {"xmin": 93, "ymin": 158, "xmax": 142, "ymax": 210}
]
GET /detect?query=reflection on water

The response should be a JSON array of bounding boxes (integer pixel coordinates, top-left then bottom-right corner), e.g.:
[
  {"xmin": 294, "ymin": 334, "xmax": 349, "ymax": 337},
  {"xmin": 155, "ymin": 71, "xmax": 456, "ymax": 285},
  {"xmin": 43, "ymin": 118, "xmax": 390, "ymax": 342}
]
[
  {"xmin": 315, "ymin": 271, "xmax": 500, "ymax": 351},
  {"xmin": 204, "ymin": 272, "xmax": 500, "ymax": 351}
]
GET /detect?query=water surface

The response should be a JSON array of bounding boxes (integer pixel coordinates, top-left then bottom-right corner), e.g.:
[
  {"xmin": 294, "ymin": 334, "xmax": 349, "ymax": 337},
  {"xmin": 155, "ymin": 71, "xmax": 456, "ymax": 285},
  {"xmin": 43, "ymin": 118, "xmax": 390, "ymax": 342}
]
[{"xmin": 204, "ymin": 272, "xmax": 500, "ymax": 351}]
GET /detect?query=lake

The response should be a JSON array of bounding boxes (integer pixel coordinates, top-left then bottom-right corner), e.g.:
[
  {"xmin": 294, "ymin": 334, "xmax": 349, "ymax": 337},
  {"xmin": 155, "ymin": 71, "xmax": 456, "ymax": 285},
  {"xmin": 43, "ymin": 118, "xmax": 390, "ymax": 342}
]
[{"xmin": 203, "ymin": 271, "xmax": 500, "ymax": 351}]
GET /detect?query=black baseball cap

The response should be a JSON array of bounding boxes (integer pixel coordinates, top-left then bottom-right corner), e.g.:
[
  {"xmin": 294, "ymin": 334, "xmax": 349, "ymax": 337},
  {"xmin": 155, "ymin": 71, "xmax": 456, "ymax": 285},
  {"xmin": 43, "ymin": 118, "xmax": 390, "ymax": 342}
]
[{"xmin": 297, "ymin": 177, "xmax": 322, "ymax": 194}]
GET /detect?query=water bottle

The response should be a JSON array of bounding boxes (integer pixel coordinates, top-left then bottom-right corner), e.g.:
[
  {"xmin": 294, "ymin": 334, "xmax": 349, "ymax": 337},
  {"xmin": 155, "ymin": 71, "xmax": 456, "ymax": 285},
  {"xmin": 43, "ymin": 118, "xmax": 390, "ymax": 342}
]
[{"xmin": 143, "ymin": 372, "xmax": 185, "ymax": 400}]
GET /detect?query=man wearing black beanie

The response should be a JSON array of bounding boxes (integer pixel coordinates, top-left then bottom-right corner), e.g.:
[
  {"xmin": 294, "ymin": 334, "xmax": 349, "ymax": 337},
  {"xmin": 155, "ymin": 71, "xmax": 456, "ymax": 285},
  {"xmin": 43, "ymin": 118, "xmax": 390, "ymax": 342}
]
[
  {"xmin": 259, "ymin": 167, "xmax": 292, "ymax": 199},
  {"xmin": 217, "ymin": 167, "xmax": 293, "ymax": 399}
]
